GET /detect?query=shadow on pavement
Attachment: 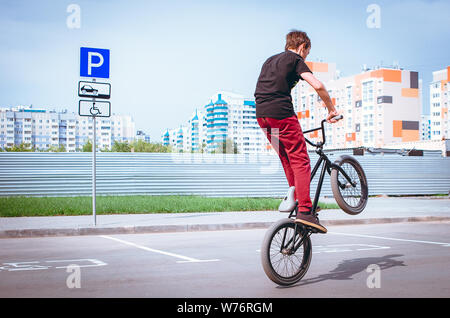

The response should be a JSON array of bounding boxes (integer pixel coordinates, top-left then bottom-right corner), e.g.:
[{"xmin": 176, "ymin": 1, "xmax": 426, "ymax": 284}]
[{"xmin": 279, "ymin": 254, "xmax": 406, "ymax": 288}]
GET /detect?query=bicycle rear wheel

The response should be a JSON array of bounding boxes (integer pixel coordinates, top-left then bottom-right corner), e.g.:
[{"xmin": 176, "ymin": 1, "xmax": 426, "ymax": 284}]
[
  {"xmin": 331, "ymin": 155, "xmax": 368, "ymax": 215},
  {"xmin": 261, "ymin": 218, "xmax": 312, "ymax": 286}
]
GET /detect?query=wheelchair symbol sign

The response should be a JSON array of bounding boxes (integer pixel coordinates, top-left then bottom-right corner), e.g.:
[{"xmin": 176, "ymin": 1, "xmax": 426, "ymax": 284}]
[
  {"xmin": 78, "ymin": 100, "xmax": 111, "ymax": 118},
  {"xmin": 90, "ymin": 102, "xmax": 102, "ymax": 116}
]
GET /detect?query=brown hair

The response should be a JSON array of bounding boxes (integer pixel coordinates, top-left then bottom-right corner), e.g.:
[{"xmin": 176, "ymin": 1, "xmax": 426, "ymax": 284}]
[{"xmin": 285, "ymin": 30, "xmax": 311, "ymax": 51}]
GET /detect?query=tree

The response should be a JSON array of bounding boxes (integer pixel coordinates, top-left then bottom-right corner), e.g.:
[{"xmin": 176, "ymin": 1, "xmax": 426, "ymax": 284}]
[
  {"xmin": 212, "ymin": 138, "xmax": 239, "ymax": 154},
  {"xmin": 111, "ymin": 140, "xmax": 131, "ymax": 152},
  {"xmin": 100, "ymin": 145, "xmax": 111, "ymax": 152},
  {"xmin": 5, "ymin": 142, "xmax": 33, "ymax": 152},
  {"xmin": 45, "ymin": 144, "xmax": 66, "ymax": 152},
  {"xmin": 82, "ymin": 140, "xmax": 92, "ymax": 152},
  {"xmin": 131, "ymin": 140, "xmax": 172, "ymax": 153},
  {"xmin": 200, "ymin": 142, "xmax": 207, "ymax": 154},
  {"xmin": 79, "ymin": 139, "xmax": 172, "ymax": 153}
]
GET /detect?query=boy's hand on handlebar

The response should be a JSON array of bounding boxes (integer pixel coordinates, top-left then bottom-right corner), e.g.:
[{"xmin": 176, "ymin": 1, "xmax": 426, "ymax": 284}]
[{"xmin": 326, "ymin": 110, "xmax": 340, "ymax": 123}]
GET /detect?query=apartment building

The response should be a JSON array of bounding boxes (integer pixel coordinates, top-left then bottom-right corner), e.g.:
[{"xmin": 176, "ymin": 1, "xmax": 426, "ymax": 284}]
[
  {"xmin": 162, "ymin": 128, "xmax": 176, "ymax": 150},
  {"xmin": 162, "ymin": 125, "xmax": 189, "ymax": 152},
  {"xmin": 292, "ymin": 62, "xmax": 422, "ymax": 149},
  {"xmin": 0, "ymin": 106, "xmax": 135, "ymax": 151},
  {"xmin": 420, "ymin": 114, "xmax": 431, "ymax": 141},
  {"xmin": 216, "ymin": 91, "xmax": 266, "ymax": 154},
  {"xmin": 187, "ymin": 109, "xmax": 207, "ymax": 152},
  {"xmin": 162, "ymin": 91, "xmax": 269, "ymax": 154},
  {"xmin": 136, "ymin": 130, "xmax": 151, "ymax": 143},
  {"xmin": 429, "ymin": 66, "xmax": 449, "ymax": 140},
  {"xmin": 0, "ymin": 107, "xmax": 60, "ymax": 150}
]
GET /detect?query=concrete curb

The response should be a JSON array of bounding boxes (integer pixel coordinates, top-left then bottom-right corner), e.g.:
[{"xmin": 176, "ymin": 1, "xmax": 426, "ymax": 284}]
[{"xmin": 1, "ymin": 216, "xmax": 449, "ymax": 238}]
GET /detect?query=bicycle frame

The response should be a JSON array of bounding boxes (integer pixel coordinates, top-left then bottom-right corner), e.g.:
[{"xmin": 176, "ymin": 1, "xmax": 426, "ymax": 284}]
[
  {"xmin": 278, "ymin": 117, "xmax": 355, "ymax": 254},
  {"xmin": 287, "ymin": 119, "xmax": 355, "ymax": 219},
  {"xmin": 267, "ymin": 115, "xmax": 368, "ymax": 281}
]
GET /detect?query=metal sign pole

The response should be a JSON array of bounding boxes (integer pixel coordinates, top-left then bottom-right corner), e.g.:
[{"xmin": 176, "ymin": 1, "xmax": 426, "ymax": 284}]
[
  {"xmin": 79, "ymin": 48, "xmax": 111, "ymax": 227},
  {"xmin": 92, "ymin": 111, "xmax": 97, "ymax": 226},
  {"xmin": 92, "ymin": 77, "xmax": 97, "ymax": 227}
]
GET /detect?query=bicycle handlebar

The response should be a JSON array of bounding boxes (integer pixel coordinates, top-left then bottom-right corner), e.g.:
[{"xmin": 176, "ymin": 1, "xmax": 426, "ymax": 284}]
[
  {"xmin": 304, "ymin": 114, "xmax": 344, "ymax": 148},
  {"xmin": 330, "ymin": 114, "xmax": 343, "ymax": 121}
]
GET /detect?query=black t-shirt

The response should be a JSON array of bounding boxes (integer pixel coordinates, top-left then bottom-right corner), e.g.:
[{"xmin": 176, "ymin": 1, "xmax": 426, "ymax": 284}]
[{"xmin": 254, "ymin": 50, "xmax": 312, "ymax": 119}]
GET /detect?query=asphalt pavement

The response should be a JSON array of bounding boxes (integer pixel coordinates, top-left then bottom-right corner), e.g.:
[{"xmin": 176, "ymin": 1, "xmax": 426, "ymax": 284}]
[{"xmin": 1, "ymin": 222, "xmax": 449, "ymax": 297}]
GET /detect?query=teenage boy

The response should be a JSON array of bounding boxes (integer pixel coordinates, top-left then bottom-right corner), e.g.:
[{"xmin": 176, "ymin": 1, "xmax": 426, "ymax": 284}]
[{"xmin": 254, "ymin": 30, "xmax": 341, "ymax": 233}]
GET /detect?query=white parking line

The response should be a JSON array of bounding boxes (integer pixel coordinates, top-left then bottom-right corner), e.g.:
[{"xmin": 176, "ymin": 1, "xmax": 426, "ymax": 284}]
[
  {"xmin": 0, "ymin": 259, "xmax": 107, "ymax": 272},
  {"xmin": 329, "ymin": 231, "xmax": 450, "ymax": 246},
  {"xmin": 99, "ymin": 235, "xmax": 220, "ymax": 263},
  {"xmin": 46, "ymin": 259, "xmax": 107, "ymax": 269},
  {"xmin": 312, "ymin": 244, "xmax": 390, "ymax": 254},
  {"xmin": 256, "ymin": 243, "xmax": 390, "ymax": 254}
]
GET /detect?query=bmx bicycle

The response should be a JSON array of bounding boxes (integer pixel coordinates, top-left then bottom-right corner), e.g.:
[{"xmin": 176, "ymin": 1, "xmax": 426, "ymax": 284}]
[{"xmin": 261, "ymin": 115, "xmax": 369, "ymax": 286}]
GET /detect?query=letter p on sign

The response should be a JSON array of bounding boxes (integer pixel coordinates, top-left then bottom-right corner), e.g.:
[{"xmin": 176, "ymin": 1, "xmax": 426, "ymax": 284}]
[{"xmin": 80, "ymin": 47, "xmax": 110, "ymax": 79}]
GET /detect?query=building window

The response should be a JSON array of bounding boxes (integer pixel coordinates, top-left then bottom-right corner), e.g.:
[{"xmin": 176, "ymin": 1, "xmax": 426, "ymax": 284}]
[
  {"xmin": 346, "ymin": 86, "xmax": 352, "ymax": 106},
  {"xmin": 362, "ymin": 81, "xmax": 374, "ymax": 103}
]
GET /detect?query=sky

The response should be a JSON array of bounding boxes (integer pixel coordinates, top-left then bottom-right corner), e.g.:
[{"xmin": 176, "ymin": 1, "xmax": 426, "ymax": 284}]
[{"xmin": 0, "ymin": 0, "xmax": 449, "ymax": 140}]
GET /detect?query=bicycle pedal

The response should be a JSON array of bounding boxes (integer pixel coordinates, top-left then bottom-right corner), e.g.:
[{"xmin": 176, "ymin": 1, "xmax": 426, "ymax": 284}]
[
  {"xmin": 306, "ymin": 226, "xmax": 319, "ymax": 234},
  {"xmin": 295, "ymin": 223, "xmax": 318, "ymax": 234}
]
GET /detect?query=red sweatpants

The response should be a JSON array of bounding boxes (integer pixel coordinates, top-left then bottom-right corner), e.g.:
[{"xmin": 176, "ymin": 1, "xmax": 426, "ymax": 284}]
[{"xmin": 257, "ymin": 115, "xmax": 312, "ymax": 213}]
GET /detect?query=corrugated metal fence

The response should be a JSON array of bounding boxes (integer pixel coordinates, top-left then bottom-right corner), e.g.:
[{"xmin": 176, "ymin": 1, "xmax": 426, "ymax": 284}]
[{"xmin": 0, "ymin": 152, "xmax": 449, "ymax": 197}]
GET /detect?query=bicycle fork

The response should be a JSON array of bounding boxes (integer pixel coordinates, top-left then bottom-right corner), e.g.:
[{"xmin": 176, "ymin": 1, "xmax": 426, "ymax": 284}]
[{"xmin": 280, "ymin": 224, "xmax": 311, "ymax": 255}]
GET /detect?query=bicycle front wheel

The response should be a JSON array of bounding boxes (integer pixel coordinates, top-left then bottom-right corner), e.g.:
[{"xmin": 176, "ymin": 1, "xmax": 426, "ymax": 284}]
[
  {"xmin": 261, "ymin": 218, "xmax": 312, "ymax": 286},
  {"xmin": 331, "ymin": 155, "xmax": 368, "ymax": 215}
]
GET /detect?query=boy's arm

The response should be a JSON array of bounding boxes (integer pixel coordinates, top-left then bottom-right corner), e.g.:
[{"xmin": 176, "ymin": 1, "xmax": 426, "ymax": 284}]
[{"xmin": 300, "ymin": 72, "xmax": 340, "ymax": 123}]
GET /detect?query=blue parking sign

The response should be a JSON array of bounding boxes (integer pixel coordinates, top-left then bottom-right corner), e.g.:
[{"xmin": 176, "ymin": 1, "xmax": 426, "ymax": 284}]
[{"xmin": 80, "ymin": 47, "xmax": 110, "ymax": 79}]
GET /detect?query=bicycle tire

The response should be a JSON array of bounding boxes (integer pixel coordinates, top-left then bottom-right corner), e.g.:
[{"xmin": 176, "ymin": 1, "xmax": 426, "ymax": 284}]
[
  {"xmin": 261, "ymin": 218, "xmax": 312, "ymax": 286},
  {"xmin": 330, "ymin": 155, "xmax": 368, "ymax": 215}
]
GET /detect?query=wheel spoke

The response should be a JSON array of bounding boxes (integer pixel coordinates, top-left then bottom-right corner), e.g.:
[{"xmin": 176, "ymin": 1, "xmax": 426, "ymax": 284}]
[
  {"xmin": 337, "ymin": 161, "xmax": 364, "ymax": 208},
  {"xmin": 268, "ymin": 224, "xmax": 307, "ymax": 279}
]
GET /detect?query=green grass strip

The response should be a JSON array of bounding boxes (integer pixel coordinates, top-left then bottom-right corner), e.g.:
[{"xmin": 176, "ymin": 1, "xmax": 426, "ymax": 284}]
[{"xmin": 0, "ymin": 195, "xmax": 339, "ymax": 217}]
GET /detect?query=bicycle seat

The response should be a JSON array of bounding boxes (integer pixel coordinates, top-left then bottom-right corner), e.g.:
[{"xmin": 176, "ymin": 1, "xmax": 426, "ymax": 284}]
[{"xmin": 278, "ymin": 186, "xmax": 297, "ymax": 212}]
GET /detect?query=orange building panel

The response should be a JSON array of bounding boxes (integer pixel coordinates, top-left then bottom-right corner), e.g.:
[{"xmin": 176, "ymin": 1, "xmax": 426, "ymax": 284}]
[
  {"xmin": 401, "ymin": 129, "xmax": 419, "ymax": 142},
  {"xmin": 346, "ymin": 133, "xmax": 356, "ymax": 142},
  {"xmin": 401, "ymin": 88, "xmax": 419, "ymax": 97},
  {"xmin": 307, "ymin": 130, "xmax": 319, "ymax": 138},
  {"xmin": 297, "ymin": 110, "xmax": 310, "ymax": 119},
  {"xmin": 313, "ymin": 62, "xmax": 328, "ymax": 72},
  {"xmin": 393, "ymin": 120, "xmax": 402, "ymax": 137},
  {"xmin": 381, "ymin": 69, "xmax": 402, "ymax": 82},
  {"xmin": 370, "ymin": 69, "xmax": 383, "ymax": 79},
  {"xmin": 305, "ymin": 61, "xmax": 328, "ymax": 72},
  {"xmin": 354, "ymin": 69, "xmax": 402, "ymax": 86},
  {"xmin": 447, "ymin": 66, "xmax": 450, "ymax": 82},
  {"xmin": 366, "ymin": 69, "xmax": 402, "ymax": 82}
]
